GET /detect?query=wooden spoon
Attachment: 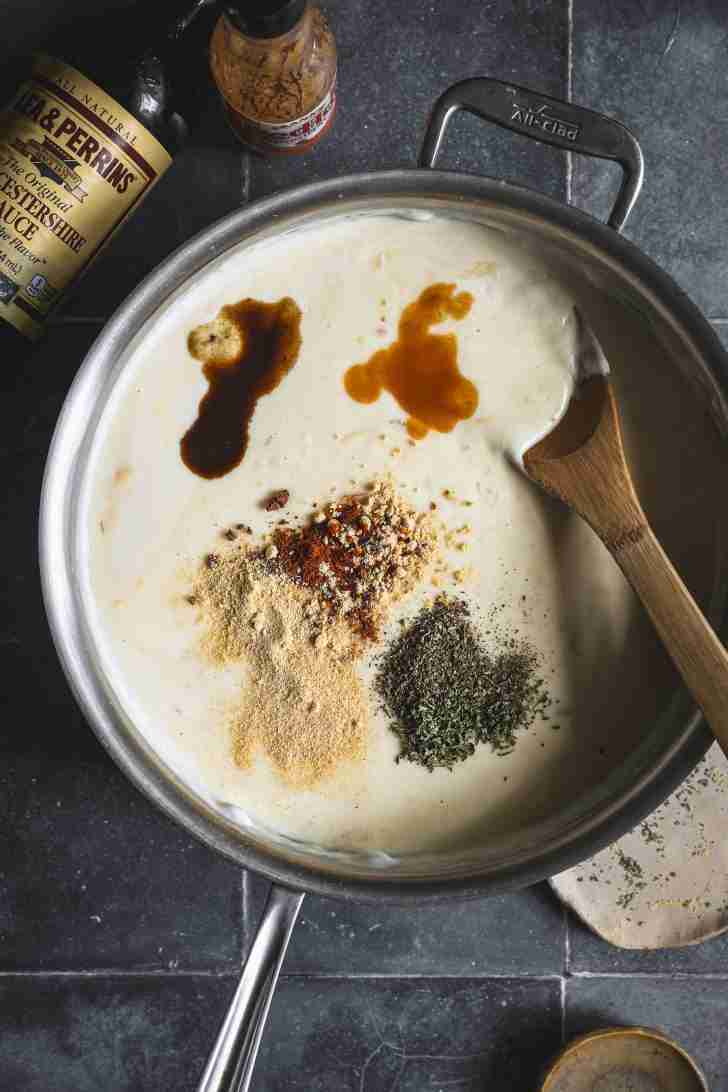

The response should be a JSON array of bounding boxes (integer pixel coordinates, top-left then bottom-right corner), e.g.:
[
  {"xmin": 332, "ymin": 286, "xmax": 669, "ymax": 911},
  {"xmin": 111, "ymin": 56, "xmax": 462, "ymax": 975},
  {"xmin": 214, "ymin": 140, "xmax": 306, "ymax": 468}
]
[{"xmin": 523, "ymin": 315, "xmax": 728, "ymax": 758}]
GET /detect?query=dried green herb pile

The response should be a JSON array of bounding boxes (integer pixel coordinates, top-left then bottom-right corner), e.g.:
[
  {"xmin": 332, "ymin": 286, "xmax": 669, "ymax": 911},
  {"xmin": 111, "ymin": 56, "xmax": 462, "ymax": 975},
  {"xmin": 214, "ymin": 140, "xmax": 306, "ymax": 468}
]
[{"xmin": 375, "ymin": 596, "xmax": 550, "ymax": 771}]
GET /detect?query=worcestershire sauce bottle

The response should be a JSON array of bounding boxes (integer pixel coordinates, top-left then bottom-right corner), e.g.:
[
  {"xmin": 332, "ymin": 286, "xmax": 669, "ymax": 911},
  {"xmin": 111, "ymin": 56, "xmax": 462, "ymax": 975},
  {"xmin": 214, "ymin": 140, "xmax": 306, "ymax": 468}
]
[{"xmin": 0, "ymin": 2, "xmax": 205, "ymax": 352}]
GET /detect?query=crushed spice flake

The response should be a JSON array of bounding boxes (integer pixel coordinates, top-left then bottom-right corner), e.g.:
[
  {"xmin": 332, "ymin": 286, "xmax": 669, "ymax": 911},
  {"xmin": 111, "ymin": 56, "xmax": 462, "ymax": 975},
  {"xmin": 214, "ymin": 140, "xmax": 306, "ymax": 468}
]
[
  {"xmin": 257, "ymin": 478, "xmax": 438, "ymax": 641},
  {"xmin": 263, "ymin": 489, "xmax": 290, "ymax": 511},
  {"xmin": 375, "ymin": 595, "xmax": 551, "ymax": 771}
]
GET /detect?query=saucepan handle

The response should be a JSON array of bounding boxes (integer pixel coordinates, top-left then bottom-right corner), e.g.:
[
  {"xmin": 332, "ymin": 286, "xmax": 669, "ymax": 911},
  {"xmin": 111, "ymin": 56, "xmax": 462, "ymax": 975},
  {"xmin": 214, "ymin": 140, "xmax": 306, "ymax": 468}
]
[
  {"xmin": 196, "ymin": 883, "xmax": 304, "ymax": 1092},
  {"xmin": 419, "ymin": 77, "xmax": 644, "ymax": 233}
]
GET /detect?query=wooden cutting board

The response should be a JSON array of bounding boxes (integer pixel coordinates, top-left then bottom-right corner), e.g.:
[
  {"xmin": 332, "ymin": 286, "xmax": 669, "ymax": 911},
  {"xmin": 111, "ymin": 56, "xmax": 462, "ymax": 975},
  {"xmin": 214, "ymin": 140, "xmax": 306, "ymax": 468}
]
[{"xmin": 551, "ymin": 743, "xmax": 728, "ymax": 948}]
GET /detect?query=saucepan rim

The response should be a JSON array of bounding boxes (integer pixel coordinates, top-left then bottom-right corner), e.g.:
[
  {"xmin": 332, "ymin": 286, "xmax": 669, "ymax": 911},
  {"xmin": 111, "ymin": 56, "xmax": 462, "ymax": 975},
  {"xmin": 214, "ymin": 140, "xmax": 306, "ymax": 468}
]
[{"xmin": 39, "ymin": 167, "xmax": 726, "ymax": 904}]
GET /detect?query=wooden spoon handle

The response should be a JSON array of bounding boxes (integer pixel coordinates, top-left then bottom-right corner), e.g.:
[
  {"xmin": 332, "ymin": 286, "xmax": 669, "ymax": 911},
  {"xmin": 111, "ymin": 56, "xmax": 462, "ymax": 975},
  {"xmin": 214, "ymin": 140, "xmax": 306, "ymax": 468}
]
[{"xmin": 615, "ymin": 524, "xmax": 728, "ymax": 758}]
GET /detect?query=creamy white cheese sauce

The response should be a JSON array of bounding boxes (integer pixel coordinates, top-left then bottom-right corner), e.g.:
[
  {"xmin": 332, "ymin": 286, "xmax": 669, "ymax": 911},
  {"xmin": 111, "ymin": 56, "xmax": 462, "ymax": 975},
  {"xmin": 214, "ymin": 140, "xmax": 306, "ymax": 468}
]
[{"xmin": 80, "ymin": 214, "xmax": 724, "ymax": 854}]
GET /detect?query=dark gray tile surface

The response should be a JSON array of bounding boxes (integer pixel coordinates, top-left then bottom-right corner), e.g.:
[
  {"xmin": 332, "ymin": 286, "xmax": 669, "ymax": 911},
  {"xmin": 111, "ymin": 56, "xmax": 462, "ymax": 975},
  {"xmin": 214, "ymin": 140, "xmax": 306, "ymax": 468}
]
[
  {"xmin": 567, "ymin": 976, "xmax": 727, "ymax": 1091},
  {"xmin": 0, "ymin": 326, "xmax": 242, "ymax": 971},
  {"xmin": 2, "ymin": 326, "xmax": 103, "ymax": 767},
  {"xmin": 571, "ymin": 0, "xmax": 728, "ymax": 318},
  {"xmin": 4, "ymin": 0, "xmax": 728, "ymax": 1089},
  {"xmin": 0, "ymin": 976, "xmax": 235, "ymax": 1092},
  {"xmin": 1, "ymin": 754, "xmax": 242, "ymax": 971},
  {"xmin": 568, "ymin": 911, "xmax": 728, "ymax": 975},
  {"xmin": 248, "ymin": 0, "xmax": 569, "ymax": 197},
  {"xmin": 245, "ymin": 874, "xmax": 566, "ymax": 975},
  {"xmin": 253, "ymin": 977, "xmax": 563, "ymax": 1092}
]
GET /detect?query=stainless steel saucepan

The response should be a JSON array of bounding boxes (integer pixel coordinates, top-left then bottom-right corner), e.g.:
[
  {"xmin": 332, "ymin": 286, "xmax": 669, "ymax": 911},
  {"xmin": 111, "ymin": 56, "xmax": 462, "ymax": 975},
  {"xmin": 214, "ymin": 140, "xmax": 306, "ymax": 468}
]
[{"xmin": 40, "ymin": 79, "xmax": 728, "ymax": 1091}]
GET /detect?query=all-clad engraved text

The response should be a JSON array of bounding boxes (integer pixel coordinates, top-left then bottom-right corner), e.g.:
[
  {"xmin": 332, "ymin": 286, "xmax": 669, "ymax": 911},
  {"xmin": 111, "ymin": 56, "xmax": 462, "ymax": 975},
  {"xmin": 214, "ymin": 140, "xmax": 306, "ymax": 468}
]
[{"xmin": 511, "ymin": 102, "xmax": 580, "ymax": 142}]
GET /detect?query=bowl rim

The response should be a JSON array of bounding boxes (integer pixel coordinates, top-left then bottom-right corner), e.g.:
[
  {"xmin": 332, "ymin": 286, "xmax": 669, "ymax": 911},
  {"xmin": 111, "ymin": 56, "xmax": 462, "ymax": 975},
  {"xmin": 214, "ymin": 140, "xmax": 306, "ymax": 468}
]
[{"xmin": 540, "ymin": 1026, "xmax": 710, "ymax": 1090}]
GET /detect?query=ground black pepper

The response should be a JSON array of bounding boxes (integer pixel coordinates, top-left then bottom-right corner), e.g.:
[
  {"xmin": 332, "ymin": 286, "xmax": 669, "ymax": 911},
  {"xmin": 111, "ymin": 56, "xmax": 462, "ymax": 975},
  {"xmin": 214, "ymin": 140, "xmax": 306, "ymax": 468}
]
[{"xmin": 375, "ymin": 595, "xmax": 551, "ymax": 771}]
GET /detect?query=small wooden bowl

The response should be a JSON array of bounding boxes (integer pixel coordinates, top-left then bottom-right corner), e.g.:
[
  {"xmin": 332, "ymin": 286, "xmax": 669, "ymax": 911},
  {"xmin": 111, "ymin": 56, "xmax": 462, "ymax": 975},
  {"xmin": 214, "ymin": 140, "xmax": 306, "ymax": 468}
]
[{"xmin": 540, "ymin": 1027, "xmax": 709, "ymax": 1091}]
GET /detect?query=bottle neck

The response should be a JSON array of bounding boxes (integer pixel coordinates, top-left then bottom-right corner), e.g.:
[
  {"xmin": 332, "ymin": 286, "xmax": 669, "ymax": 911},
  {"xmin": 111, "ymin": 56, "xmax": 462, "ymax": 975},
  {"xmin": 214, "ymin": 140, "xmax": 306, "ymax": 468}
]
[
  {"xmin": 223, "ymin": 0, "xmax": 307, "ymax": 40},
  {"xmin": 166, "ymin": 0, "xmax": 218, "ymax": 40},
  {"xmin": 57, "ymin": 1, "xmax": 207, "ymax": 156}
]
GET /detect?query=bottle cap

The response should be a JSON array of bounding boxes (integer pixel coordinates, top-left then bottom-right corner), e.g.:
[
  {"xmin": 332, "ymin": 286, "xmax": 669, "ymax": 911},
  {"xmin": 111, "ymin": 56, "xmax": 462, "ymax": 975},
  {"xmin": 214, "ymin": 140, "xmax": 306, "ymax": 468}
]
[{"xmin": 224, "ymin": 0, "xmax": 306, "ymax": 39}]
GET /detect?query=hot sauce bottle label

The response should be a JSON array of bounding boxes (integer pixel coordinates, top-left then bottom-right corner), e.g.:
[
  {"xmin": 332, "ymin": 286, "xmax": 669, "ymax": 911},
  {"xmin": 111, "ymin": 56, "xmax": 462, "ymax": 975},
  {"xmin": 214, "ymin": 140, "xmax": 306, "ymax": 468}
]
[
  {"xmin": 223, "ymin": 78, "xmax": 336, "ymax": 152},
  {"xmin": 0, "ymin": 56, "xmax": 171, "ymax": 340}
]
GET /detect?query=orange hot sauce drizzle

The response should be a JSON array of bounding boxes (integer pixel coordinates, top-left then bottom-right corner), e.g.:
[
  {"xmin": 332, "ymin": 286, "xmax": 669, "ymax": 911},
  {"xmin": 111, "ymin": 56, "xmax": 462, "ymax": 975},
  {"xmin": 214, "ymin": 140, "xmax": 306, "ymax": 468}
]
[{"xmin": 343, "ymin": 283, "xmax": 477, "ymax": 439}]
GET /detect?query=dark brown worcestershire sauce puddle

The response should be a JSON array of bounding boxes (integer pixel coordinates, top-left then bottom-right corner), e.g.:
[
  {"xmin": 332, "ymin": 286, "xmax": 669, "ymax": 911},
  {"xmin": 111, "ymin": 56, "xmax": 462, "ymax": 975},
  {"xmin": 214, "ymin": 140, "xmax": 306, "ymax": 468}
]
[
  {"xmin": 343, "ymin": 283, "xmax": 477, "ymax": 439},
  {"xmin": 181, "ymin": 297, "xmax": 302, "ymax": 479}
]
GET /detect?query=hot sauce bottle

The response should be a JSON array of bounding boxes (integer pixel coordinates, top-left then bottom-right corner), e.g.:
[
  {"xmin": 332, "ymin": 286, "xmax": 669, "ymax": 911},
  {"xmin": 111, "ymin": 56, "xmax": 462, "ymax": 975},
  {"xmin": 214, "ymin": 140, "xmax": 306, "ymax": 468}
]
[{"xmin": 209, "ymin": 0, "xmax": 337, "ymax": 154}]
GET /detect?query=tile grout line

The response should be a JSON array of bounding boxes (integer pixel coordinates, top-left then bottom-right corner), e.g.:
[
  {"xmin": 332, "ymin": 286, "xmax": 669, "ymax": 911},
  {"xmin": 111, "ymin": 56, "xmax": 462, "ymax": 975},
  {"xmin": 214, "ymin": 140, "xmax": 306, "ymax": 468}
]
[
  {"xmin": 279, "ymin": 972, "xmax": 566, "ymax": 981},
  {"xmin": 4, "ymin": 968, "xmax": 727, "ymax": 980},
  {"xmin": 569, "ymin": 970, "xmax": 728, "ymax": 980},
  {"xmin": 565, "ymin": 0, "xmax": 574, "ymax": 206},
  {"xmin": 0, "ymin": 970, "xmax": 567, "ymax": 981},
  {"xmin": 0, "ymin": 969, "xmax": 245, "ymax": 979}
]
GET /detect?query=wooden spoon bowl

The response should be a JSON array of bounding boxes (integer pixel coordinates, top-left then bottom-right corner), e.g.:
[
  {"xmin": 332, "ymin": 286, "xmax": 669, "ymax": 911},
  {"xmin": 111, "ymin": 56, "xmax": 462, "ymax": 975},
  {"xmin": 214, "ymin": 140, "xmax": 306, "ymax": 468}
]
[{"xmin": 523, "ymin": 355, "xmax": 728, "ymax": 758}]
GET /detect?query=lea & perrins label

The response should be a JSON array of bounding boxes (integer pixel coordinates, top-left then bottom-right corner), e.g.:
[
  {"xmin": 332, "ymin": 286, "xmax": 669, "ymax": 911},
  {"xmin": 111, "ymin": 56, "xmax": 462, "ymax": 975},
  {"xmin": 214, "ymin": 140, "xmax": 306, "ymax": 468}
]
[{"xmin": 0, "ymin": 56, "xmax": 171, "ymax": 340}]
